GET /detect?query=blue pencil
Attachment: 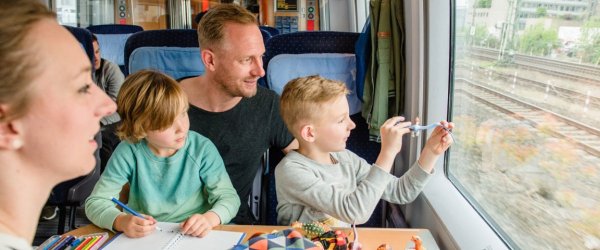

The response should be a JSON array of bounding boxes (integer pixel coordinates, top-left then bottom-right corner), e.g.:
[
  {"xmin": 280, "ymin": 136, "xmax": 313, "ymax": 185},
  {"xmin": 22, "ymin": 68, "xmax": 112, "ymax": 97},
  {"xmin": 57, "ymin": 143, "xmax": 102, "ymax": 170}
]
[{"xmin": 110, "ymin": 197, "xmax": 162, "ymax": 231}]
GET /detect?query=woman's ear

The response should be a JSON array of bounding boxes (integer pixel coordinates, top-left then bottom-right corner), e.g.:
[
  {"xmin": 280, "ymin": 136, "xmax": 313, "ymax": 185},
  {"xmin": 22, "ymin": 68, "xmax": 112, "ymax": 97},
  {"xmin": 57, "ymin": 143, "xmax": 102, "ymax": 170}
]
[
  {"xmin": 0, "ymin": 106, "xmax": 23, "ymax": 150},
  {"xmin": 299, "ymin": 124, "xmax": 316, "ymax": 143}
]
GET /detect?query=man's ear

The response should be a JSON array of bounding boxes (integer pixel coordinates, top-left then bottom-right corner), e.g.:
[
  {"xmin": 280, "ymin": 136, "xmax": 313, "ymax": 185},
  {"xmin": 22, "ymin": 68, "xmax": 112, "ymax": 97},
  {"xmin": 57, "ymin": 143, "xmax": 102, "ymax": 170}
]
[
  {"xmin": 0, "ymin": 105, "xmax": 23, "ymax": 150},
  {"xmin": 201, "ymin": 49, "xmax": 216, "ymax": 72},
  {"xmin": 299, "ymin": 124, "xmax": 316, "ymax": 143}
]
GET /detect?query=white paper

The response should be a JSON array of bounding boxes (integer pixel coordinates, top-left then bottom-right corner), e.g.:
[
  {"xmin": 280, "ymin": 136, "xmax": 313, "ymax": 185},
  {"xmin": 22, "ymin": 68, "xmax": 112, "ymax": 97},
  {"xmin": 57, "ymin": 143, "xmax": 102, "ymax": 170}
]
[{"xmin": 102, "ymin": 222, "xmax": 244, "ymax": 250}]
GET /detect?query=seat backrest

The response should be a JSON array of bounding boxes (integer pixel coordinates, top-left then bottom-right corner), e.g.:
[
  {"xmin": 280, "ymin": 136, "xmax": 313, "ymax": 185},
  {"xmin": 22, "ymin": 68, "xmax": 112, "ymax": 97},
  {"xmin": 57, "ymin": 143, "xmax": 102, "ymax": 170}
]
[
  {"xmin": 260, "ymin": 29, "xmax": 272, "ymax": 45},
  {"xmin": 87, "ymin": 24, "xmax": 144, "ymax": 74},
  {"xmin": 124, "ymin": 29, "xmax": 272, "ymax": 86},
  {"xmin": 63, "ymin": 26, "xmax": 94, "ymax": 67},
  {"xmin": 260, "ymin": 26, "xmax": 280, "ymax": 36},
  {"xmin": 261, "ymin": 31, "xmax": 383, "ymax": 226},
  {"xmin": 267, "ymin": 53, "xmax": 361, "ymax": 115},
  {"xmin": 264, "ymin": 31, "xmax": 358, "ymax": 71},
  {"xmin": 87, "ymin": 24, "xmax": 143, "ymax": 34},
  {"xmin": 124, "ymin": 29, "xmax": 203, "ymax": 78},
  {"xmin": 264, "ymin": 31, "xmax": 361, "ymax": 114}
]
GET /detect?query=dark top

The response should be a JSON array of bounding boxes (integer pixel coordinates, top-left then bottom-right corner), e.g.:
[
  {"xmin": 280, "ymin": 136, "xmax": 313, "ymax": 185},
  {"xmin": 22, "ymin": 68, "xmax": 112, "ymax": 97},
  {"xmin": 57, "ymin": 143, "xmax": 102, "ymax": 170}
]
[{"xmin": 187, "ymin": 86, "xmax": 294, "ymax": 224}]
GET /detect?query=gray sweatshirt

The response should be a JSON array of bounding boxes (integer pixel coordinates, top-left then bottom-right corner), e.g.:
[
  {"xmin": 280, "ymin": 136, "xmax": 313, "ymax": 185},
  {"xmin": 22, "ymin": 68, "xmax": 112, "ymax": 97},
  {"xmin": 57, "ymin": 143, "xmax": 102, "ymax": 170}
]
[
  {"xmin": 93, "ymin": 58, "xmax": 124, "ymax": 126},
  {"xmin": 275, "ymin": 150, "xmax": 433, "ymax": 227}
]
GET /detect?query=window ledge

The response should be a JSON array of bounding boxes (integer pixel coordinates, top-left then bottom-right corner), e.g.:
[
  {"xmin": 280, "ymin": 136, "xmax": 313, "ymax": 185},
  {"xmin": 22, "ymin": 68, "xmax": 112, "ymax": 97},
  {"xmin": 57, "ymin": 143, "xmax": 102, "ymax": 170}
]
[{"xmin": 406, "ymin": 171, "xmax": 510, "ymax": 250}]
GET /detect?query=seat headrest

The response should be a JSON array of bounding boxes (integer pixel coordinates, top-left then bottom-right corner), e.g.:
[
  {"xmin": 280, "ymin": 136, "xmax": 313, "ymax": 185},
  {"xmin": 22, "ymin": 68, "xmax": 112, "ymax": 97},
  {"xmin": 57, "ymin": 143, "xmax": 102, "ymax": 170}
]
[
  {"xmin": 95, "ymin": 33, "xmax": 133, "ymax": 66},
  {"xmin": 124, "ymin": 29, "xmax": 198, "ymax": 75},
  {"xmin": 266, "ymin": 53, "xmax": 361, "ymax": 115},
  {"xmin": 128, "ymin": 47, "xmax": 204, "ymax": 80},
  {"xmin": 87, "ymin": 24, "xmax": 143, "ymax": 34}
]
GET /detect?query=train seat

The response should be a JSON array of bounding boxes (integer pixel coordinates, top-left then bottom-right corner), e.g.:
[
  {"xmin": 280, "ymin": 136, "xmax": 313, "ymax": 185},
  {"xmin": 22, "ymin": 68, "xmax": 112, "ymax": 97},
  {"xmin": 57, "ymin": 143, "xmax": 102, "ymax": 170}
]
[
  {"xmin": 87, "ymin": 24, "xmax": 143, "ymax": 75},
  {"xmin": 260, "ymin": 26, "xmax": 280, "ymax": 37},
  {"xmin": 124, "ymin": 29, "xmax": 201, "ymax": 78},
  {"xmin": 124, "ymin": 28, "xmax": 273, "ymax": 80},
  {"xmin": 260, "ymin": 31, "xmax": 384, "ymax": 227},
  {"xmin": 267, "ymin": 53, "xmax": 361, "ymax": 115}
]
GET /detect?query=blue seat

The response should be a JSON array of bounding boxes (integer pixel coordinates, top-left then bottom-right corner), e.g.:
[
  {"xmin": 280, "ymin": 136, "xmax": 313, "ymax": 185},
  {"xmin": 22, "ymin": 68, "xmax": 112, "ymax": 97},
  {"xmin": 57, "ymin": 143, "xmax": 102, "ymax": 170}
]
[
  {"xmin": 261, "ymin": 31, "xmax": 384, "ymax": 226},
  {"xmin": 63, "ymin": 26, "xmax": 94, "ymax": 67},
  {"xmin": 124, "ymin": 29, "xmax": 273, "ymax": 84},
  {"xmin": 87, "ymin": 24, "xmax": 143, "ymax": 34},
  {"xmin": 260, "ymin": 26, "xmax": 280, "ymax": 36},
  {"xmin": 260, "ymin": 29, "xmax": 272, "ymax": 45},
  {"xmin": 87, "ymin": 24, "xmax": 143, "ymax": 74},
  {"xmin": 47, "ymin": 26, "xmax": 102, "ymax": 234},
  {"xmin": 124, "ymin": 29, "xmax": 202, "ymax": 78}
]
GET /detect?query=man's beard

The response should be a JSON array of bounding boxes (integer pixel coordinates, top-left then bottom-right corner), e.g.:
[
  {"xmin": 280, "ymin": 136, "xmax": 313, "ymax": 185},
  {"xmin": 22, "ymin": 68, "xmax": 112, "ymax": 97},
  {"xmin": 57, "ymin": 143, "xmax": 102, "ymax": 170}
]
[{"xmin": 215, "ymin": 76, "xmax": 258, "ymax": 98}]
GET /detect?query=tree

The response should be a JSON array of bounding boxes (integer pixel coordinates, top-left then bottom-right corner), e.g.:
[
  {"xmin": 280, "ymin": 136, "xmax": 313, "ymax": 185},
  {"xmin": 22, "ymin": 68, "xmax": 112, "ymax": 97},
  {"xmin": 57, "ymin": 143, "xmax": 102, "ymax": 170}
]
[
  {"xmin": 517, "ymin": 23, "xmax": 559, "ymax": 56},
  {"xmin": 473, "ymin": 25, "xmax": 489, "ymax": 46},
  {"xmin": 578, "ymin": 19, "xmax": 600, "ymax": 65},
  {"xmin": 536, "ymin": 7, "xmax": 547, "ymax": 17},
  {"xmin": 476, "ymin": 0, "xmax": 492, "ymax": 8}
]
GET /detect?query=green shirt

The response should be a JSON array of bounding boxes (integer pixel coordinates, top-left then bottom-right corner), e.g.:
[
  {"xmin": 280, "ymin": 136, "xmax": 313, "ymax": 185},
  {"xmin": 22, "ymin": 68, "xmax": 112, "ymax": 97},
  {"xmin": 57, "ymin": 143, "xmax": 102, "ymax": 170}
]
[{"xmin": 85, "ymin": 131, "xmax": 240, "ymax": 231}]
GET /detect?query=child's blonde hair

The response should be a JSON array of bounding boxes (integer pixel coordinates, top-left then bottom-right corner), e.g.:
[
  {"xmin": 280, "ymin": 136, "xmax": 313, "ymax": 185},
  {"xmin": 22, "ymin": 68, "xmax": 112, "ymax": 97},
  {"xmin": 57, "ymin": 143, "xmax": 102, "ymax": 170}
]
[
  {"xmin": 280, "ymin": 75, "xmax": 349, "ymax": 136},
  {"xmin": 116, "ymin": 70, "xmax": 188, "ymax": 143}
]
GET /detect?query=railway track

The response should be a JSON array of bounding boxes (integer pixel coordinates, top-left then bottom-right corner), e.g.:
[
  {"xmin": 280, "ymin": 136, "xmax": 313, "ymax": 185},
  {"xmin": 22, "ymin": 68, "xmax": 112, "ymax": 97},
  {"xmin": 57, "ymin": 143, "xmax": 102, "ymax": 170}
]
[
  {"xmin": 455, "ymin": 78, "xmax": 600, "ymax": 157},
  {"xmin": 469, "ymin": 47, "xmax": 600, "ymax": 84},
  {"xmin": 455, "ymin": 63, "xmax": 600, "ymax": 109}
]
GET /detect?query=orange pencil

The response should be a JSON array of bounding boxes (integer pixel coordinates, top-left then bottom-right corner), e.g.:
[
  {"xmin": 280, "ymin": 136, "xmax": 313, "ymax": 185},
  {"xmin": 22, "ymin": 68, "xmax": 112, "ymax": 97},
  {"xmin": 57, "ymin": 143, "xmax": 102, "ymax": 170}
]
[
  {"xmin": 82, "ymin": 236, "xmax": 101, "ymax": 250},
  {"xmin": 74, "ymin": 237, "xmax": 92, "ymax": 250}
]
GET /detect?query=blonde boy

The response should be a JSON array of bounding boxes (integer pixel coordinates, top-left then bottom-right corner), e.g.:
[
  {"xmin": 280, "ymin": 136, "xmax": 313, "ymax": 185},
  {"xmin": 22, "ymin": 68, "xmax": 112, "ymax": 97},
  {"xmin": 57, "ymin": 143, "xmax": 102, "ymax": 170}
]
[
  {"xmin": 276, "ymin": 75, "xmax": 454, "ymax": 227},
  {"xmin": 86, "ymin": 70, "xmax": 240, "ymax": 238}
]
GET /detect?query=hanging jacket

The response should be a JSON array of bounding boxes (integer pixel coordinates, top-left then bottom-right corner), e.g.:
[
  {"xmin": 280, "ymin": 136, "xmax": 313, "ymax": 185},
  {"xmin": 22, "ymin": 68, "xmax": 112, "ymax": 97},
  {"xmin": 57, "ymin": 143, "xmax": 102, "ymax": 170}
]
[
  {"xmin": 355, "ymin": 19, "xmax": 371, "ymax": 102},
  {"xmin": 361, "ymin": 0, "xmax": 405, "ymax": 141}
]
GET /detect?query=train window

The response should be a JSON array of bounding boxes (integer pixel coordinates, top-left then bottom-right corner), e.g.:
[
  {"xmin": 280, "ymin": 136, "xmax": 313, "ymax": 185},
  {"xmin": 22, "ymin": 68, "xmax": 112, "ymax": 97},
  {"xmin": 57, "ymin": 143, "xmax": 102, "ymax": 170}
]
[
  {"xmin": 52, "ymin": 0, "xmax": 168, "ymax": 30},
  {"xmin": 450, "ymin": 0, "xmax": 599, "ymax": 248},
  {"xmin": 53, "ymin": 0, "xmax": 115, "ymax": 27}
]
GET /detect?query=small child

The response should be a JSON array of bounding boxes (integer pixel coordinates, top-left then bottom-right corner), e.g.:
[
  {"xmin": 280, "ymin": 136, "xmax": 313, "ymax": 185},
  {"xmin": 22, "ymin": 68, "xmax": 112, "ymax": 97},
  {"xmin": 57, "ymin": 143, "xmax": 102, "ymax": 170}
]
[
  {"xmin": 276, "ymin": 75, "xmax": 454, "ymax": 227},
  {"xmin": 85, "ymin": 70, "xmax": 240, "ymax": 238}
]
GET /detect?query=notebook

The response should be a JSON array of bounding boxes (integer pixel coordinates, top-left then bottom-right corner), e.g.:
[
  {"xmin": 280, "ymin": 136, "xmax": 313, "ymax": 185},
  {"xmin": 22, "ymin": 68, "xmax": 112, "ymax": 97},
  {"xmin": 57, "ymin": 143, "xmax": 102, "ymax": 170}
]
[{"xmin": 101, "ymin": 222, "xmax": 245, "ymax": 250}]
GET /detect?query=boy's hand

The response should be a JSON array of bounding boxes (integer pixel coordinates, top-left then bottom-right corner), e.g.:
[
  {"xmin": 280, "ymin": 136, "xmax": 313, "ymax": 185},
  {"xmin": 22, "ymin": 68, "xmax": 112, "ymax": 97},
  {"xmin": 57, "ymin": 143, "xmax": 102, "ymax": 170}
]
[
  {"xmin": 376, "ymin": 116, "xmax": 412, "ymax": 171},
  {"xmin": 418, "ymin": 121, "xmax": 455, "ymax": 173},
  {"xmin": 180, "ymin": 212, "xmax": 220, "ymax": 237},
  {"xmin": 113, "ymin": 213, "xmax": 157, "ymax": 238},
  {"xmin": 424, "ymin": 121, "xmax": 454, "ymax": 155}
]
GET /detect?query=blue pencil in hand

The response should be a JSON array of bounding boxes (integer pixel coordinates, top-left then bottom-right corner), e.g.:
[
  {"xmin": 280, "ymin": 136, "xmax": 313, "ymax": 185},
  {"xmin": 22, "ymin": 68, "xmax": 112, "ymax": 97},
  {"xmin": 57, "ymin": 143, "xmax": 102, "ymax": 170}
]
[{"xmin": 111, "ymin": 197, "xmax": 162, "ymax": 231}]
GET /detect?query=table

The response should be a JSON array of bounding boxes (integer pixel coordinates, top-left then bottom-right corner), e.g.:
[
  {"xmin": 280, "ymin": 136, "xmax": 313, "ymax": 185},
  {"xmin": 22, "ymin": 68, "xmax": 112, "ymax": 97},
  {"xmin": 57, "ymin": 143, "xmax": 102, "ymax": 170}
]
[{"xmin": 67, "ymin": 224, "xmax": 439, "ymax": 249}]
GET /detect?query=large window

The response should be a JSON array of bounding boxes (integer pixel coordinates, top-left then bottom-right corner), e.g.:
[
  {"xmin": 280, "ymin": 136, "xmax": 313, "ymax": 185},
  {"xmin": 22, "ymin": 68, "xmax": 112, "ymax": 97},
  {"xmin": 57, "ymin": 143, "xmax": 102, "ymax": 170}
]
[{"xmin": 450, "ymin": 0, "xmax": 599, "ymax": 248}]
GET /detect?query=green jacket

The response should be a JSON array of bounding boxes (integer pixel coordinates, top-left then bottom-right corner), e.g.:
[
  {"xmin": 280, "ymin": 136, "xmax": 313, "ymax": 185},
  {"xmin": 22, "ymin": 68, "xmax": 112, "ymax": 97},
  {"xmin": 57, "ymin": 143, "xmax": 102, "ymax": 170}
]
[{"xmin": 362, "ymin": 0, "xmax": 405, "ymax": 141}]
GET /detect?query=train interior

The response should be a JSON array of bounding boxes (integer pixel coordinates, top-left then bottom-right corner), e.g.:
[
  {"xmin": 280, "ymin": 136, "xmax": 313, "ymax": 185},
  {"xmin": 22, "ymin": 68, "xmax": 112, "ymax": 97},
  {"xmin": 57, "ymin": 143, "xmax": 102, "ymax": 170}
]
[{"xmin": 34, "ymin": 0, "xmax": 600, "ymax": 249}]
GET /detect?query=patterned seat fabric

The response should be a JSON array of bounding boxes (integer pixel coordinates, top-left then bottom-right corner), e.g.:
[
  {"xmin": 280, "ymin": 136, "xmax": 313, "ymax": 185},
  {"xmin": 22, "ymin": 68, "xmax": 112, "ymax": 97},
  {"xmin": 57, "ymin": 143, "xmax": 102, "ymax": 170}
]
[{"xmin": 87, "ymin": 24, "xmax": 143, "ymax": 34}]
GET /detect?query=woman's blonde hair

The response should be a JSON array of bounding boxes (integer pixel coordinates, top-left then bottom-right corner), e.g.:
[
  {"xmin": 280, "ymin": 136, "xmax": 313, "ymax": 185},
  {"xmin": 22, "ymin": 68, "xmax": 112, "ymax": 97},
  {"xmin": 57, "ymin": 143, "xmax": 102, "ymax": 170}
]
[
  {"xmin": 280, "ymin": 75, "xmax": 349, "ymax": 135},
  {"xmin": 197, "ymin": 4, "xmax": 257, "ymax": 50},
  {"xmin": 116, "ymin": 70, "xmax": 188, "ymax": 143},
  {"xmin": 0, "ymin": 0, "xmax": 55, "ymax": 122}
]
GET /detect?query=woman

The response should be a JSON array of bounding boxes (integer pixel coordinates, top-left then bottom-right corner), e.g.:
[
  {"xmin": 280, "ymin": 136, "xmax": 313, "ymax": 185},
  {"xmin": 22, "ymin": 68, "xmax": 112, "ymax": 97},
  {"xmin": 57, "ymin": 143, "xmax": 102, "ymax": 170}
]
[{"xmin": 0, "ymin": 0, "xmax": 116, "ymax": 248}]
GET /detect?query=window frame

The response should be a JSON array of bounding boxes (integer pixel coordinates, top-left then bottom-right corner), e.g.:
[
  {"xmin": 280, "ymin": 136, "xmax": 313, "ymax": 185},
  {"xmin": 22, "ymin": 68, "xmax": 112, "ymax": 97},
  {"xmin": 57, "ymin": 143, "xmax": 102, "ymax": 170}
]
[{"xmin": 396, "ymin": 0, "xmax": 511, "ymax": 249}]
